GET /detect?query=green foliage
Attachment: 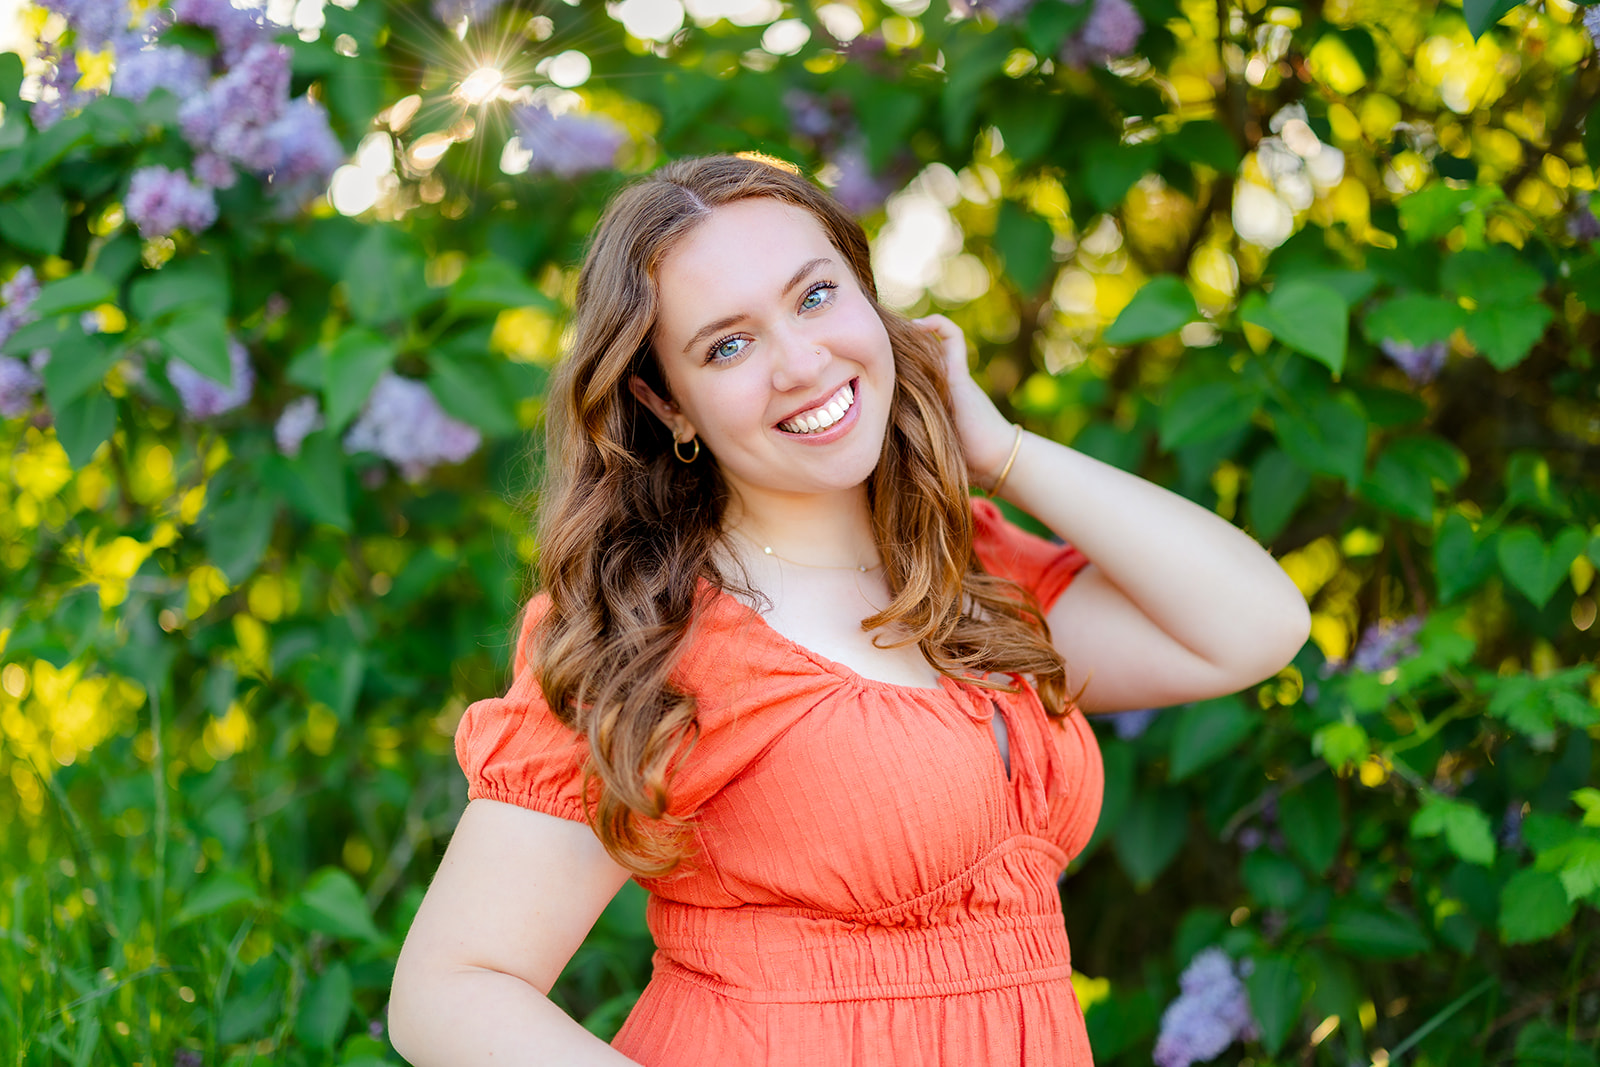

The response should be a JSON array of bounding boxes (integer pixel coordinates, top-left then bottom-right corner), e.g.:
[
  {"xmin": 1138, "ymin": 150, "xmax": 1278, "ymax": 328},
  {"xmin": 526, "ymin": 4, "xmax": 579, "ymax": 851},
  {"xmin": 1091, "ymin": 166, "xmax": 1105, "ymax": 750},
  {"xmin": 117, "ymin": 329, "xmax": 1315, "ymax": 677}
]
[{"xmin": 2, "ymin": 0, "xmax": 1598, "ymax": 1062}]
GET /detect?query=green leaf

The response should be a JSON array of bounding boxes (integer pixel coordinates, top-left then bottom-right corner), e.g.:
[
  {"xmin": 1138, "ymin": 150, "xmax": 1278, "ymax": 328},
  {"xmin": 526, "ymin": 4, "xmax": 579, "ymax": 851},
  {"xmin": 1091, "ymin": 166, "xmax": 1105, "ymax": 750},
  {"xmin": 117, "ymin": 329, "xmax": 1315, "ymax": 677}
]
[
  {"xmin": 1434, "ymin": 513, "xmax": 1497, "ymax": 604},
  {"xmin": 1363, "ymin": 450, "xmax": 1434, "ymax": 523},
  {"xmin": 1514, "ymin": 1021, "xmax": 1600, "ymax": 1067},
  {"xmin": 159, "ymin": 307, "xmax": 233, "ymax": 386},
  {"xmin": 1442, "ymin": 248, "xmax": 1545, "ymax": 307},
  {"xmin": 1506, "ymin": 451, "xmax": 1566, "ymax": 515},
  {"xmin": 1082, "ymin": 143, "xmax": 1159, "ymax": 212},
  {"xmin": 1361, "ymin": 293, "xmax": 1466, "ymax": 347},
  {"xmin": 1499, "ymin": 868, "xmax": 1575, "ymax": 944},
  {"xmin": 1168, "ymin": 696, "xmax": 1254, "ymax": 782},
  {"xmin": 1158, "ymin": 378, "xmax": 1259, "ymax": 449},
  {"xmin": 0, "ymin": 184, "xmax": 66, "ymax": 256},
  {"xmin": 1279, "ymin": 775, "xmax": 1341, "ymax": 875},
  {"xmin": 1242, "ymin": 851, "xmax": 1308, "ymax": 910},
  {"xmin": 1026, "ymin": 0, "xmax": 1091, "ymax": 54},
  {"xmin": 40, "ymin": 332, "xmax": 121, "ymax": 408},
  {"xmin": 1104, "ymin": 276, "xmax": 1197, "ymax": 345},
  {"xmin": 1164, "ymin": 120, "xmax": 1240, "ymax": 172},
  {"xmin": 860, "ymin": 88, "xmax": 925, "ymax": 169},
  {"xmin": 1496, "ymin": 525, "xmax": 1587, "ymax": 608},
  {"xmin": 1574, "ymin": 788, "xmax": 1600, "ymax": 828},
  {"xmin": 1273, "ymin": 393, "xmax": 1369, "ymax": 488},
  {"xmin": 276, "ymin": 431, "xmax": 352, "ymax": 531},
  {"xmin": 1411, "ymin": 795, "xmax": 1497, "ymax": 866},
  {"xmin": 323, "ymin": 328, "xmax": 398, "ymax": 432},
  {"xmin": 28, "ymin": 273, "xmax": 113, "ymax": 318},
  {"xmin": 1397, "ymin": 183, "xmax": 1500, "ymax": 241},
  {"xmin": 204, "ymin": 490, "xmax": 278, "ymax": 585},
  {"xmin": 1243, "ymin": 282, "xmax": 1350, "ymax": 376},
  {"xmin": 51, "ymin": 389, "xmax": 117, "ymax": 470},
  {"xmin": 1464, "ymin": 303, "xmax": 1551, "ymax": 371},
  {"xmin": 1326, "ymin": 901, "xmax": 1431, "ymax": 958},
  {"xmin": 1113, "ymin": 788, "xmax": 1188, "ymax": 888},
  {"xmin": 175, "ymin": 871, "xmax": 258, "ymax": 925},
  {"xmin": 282, "ymin": 868, "xmax": 383, "ymax": 943},
  {"xmin": 428, "ymin": 351, "xmax": 522, "ymax": 438},
  {"xmin": 342, "ymin": 226, "xmax": 430, "ymax": 326},
  {"xmin": 1246, "ymin": 449, "xmax": 1310, "ymax": 542},
  {"xmin": 446, "ymin": 255, "xmax": 550, "ymax": 316},
  {"xmin": 1313, "ymin": 720, "xmax": 1369, "ymax": 771},
  {"xmin": 1245, "ymin": 954, "xmax": 1304, "ymax": 1056},
  {"xmin": 128, "ymin": 259, "xmax": 230, "ymax": 320},
  {"xmin": 294, "ymin": 962, "xmax": 352, "ymax": 1050},
  {"xmin": 1536, "ymin": 836, "xmax": 1600, "ymax": 902},
  {"xmin": 993, "ymin": 201, "xmax": 1056, "ymax": 296}
]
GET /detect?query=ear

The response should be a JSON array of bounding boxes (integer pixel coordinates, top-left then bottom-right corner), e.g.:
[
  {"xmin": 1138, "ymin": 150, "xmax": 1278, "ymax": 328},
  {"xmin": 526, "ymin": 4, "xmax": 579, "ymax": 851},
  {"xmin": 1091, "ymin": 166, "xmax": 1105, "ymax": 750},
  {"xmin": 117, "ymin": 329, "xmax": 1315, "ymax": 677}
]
[{"xmin": 628, "ymin": 375, "xmax": 696, "ymax": 440}]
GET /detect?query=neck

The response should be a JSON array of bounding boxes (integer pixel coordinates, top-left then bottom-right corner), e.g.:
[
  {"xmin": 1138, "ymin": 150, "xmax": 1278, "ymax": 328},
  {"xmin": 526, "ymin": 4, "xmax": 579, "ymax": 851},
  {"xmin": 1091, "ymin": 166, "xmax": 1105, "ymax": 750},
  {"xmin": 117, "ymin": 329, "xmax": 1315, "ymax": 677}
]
[{"xmin": 724, "ymin": 483, "xmax": 877, "ymax": 567}]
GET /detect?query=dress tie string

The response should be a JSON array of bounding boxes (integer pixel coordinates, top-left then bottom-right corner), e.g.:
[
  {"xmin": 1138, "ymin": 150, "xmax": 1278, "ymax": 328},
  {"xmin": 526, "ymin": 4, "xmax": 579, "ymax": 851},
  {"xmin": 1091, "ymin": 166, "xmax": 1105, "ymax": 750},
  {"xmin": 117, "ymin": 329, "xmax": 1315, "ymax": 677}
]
[{"xmin": 949, "ymin": 675, "xmax": 1063, "ymax": 833}]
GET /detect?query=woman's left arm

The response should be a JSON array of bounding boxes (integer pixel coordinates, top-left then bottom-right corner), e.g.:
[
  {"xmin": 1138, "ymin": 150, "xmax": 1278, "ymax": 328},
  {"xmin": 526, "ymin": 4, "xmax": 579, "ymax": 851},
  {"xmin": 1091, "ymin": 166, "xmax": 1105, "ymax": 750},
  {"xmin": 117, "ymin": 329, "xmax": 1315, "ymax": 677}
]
[{"xmin": 919, "ymin": 316, "xmax": 1312, "ymax": 714}]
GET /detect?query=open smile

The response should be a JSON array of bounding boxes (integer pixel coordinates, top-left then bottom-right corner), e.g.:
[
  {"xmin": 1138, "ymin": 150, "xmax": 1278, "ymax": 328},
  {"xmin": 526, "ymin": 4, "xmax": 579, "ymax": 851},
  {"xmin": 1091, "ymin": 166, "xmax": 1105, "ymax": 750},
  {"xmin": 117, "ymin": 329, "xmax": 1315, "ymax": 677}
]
[{"xmin": 775, "ymin": 378, "xmax": 859, "ymax": 437}]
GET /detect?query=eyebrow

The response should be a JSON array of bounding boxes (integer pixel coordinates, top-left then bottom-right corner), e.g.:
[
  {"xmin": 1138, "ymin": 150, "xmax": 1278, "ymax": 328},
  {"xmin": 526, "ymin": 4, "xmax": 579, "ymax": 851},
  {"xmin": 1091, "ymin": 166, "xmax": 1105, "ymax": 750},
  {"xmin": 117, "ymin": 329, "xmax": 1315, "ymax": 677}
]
[{"xmin": 679, "ymin": 256, "xmax": 835, "ymax": 356}]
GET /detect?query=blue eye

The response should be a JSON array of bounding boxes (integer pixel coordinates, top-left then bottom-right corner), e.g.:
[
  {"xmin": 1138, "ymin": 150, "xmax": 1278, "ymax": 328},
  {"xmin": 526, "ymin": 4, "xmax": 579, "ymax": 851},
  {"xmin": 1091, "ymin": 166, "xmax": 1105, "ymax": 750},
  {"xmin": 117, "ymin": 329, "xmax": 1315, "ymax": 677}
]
[
  {"xmin": 707, "ymin": 335, "xmax": 748, "ymax": 363},
  {"xmin": 801, "ymin": 282, "xmax": 837, "ymax": 311}
]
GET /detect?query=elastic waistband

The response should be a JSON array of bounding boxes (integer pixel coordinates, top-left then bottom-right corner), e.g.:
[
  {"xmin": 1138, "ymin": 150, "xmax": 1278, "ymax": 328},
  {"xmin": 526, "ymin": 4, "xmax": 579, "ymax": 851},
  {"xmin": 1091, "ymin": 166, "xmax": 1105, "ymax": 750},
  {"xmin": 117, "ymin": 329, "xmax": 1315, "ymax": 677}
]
[{"xmin": 648, "ymin": 900, "xmax": 1075, "ymax": 1003}]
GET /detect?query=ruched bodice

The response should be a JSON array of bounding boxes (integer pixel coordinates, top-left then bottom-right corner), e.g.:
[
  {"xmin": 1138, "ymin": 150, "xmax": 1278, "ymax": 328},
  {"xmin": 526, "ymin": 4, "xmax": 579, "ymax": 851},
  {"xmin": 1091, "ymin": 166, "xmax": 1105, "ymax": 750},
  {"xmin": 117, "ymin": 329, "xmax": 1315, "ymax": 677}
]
[{"xmin": 455, "ymin": 500, "xmax": 1104, "ymax": 1065}]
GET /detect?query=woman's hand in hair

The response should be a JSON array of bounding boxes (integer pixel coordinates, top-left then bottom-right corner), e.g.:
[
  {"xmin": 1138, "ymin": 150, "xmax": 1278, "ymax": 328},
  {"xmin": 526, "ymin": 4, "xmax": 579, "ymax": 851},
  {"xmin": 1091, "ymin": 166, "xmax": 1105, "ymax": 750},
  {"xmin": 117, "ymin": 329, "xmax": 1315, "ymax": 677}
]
[{"xmin": 913, "ymin": 314, "xmax": 1018, "ymax": 488}]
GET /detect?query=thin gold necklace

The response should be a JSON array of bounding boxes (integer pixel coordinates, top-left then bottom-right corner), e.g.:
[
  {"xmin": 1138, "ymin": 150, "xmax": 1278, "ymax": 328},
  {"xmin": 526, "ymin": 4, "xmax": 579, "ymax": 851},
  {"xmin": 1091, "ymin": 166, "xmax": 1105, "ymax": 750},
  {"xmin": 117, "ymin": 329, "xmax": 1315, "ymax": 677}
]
[{"xmin": 733, "ymin": 529, "xmax": 883, "ymax": 573}]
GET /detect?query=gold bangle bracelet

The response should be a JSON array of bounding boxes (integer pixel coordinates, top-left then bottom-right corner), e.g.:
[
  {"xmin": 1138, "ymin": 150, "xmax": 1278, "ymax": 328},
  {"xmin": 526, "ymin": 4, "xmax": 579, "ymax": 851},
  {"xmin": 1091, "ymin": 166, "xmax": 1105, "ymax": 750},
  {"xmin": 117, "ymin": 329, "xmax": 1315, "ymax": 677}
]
[{"xmin": 988, "ymin": 425, "xmax": 1024, "ymax": 499}]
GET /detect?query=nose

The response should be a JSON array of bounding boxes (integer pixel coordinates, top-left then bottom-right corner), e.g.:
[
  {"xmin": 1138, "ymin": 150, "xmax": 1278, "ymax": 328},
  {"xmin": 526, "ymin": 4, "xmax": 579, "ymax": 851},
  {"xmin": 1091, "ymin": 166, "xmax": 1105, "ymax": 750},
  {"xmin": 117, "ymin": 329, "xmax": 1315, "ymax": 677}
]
[{"xmin": 769, "ymin": 332, "xmax": 827, "ymax": 393}]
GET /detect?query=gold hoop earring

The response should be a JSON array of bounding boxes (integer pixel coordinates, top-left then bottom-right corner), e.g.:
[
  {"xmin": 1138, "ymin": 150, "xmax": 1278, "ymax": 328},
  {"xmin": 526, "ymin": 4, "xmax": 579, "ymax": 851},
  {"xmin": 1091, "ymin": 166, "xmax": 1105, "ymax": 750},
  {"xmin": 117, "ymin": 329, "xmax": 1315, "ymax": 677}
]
[{"xmin": 674, "ymin": 435, "xmax": 700, "ymax": 463}]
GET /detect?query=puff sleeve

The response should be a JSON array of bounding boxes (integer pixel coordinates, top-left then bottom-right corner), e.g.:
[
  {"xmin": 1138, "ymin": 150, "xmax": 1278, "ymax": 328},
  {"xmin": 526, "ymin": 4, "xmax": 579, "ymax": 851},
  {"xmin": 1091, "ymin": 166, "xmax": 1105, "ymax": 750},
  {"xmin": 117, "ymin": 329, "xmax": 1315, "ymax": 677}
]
[
  {"xmin": 970, "ymin": 497, "xmax": 1089, "ymax": 612},
  {"xmin": 454, "ymin": 594, "xmax": 593, "ymax": 825}
]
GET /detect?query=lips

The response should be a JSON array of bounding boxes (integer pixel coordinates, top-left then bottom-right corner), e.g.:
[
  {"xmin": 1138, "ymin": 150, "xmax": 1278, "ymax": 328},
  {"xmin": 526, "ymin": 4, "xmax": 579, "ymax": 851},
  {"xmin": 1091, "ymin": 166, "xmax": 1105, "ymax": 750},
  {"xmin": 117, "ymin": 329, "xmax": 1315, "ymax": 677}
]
[{"xmin": 776, "ymin": 380, "xmax": 856, "ymax": 435}]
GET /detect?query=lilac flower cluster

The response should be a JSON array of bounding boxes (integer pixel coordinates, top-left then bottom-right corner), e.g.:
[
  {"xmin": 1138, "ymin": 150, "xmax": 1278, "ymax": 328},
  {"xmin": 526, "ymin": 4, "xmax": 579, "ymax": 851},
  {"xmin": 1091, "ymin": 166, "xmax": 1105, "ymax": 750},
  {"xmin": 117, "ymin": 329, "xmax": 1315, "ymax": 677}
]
[
  {"xmin": 432, "ymin": 0, "xmax": 509, "ymax": 24},
  {"xmin": 1111, "ymin": 707, "xmax": 1159, "ymax": 739},
  {"xmin": 1585, "ymin": 5, "xmax": 1600, "ymax": 50},
  {"xmin": 343, "ymin": 373, "xmax": 482, "ymax": 481},
  {"xmin": 1059, "ymin": 0, "xmax": 1145, "ymax": 69},
  {"xmin": 1348, "ymin": 614, "xmax": 1425, "ymax": 673},
  {"xmin": 168, "ymin": 337, "xmax": 254, "ymax": 419},
  {"xmin": 38, "ymin": 0, "xmax": 127, "ymax": 49},
  {"xmin": 0, "ymin": 356, "xmax": 46, "ymax": 417},
  {"xmin": 1379, "ymin": 338, "xmax": 1447, "ymax": 385},
  {"xmin": 30, "ymin": 48, "xmax": 98, "ymax": 131},
  {"xmin": 1153, "ymin": 948, "xmax": 1259, "ymax": 1067},
  {"xmin": 783, "ymin": 91, "xmax": 900, "ymax": 214},
  {"xmin": 0, "ymin": 267, "xmax": 40, "ymax": 351},
  {"xmin": 125, "ymin": 165, "xmax": 219, "ymax": 238},
  {"xmin": 169, "ymin": 0, "xmax": 276, "ymax": 63},
  {"xmin": 512, "ymin": 103, "xmax": 627, "ymax": 179},
  {"xmin": 110, "ymin": 44, "xmax": 210, "ymax": 104},
  {"xmin": 1567, "ymin": 192, "xmax": 1600, "ymax": 242},
  {"xmin": 275, "ymin": 396, "xmax": 325, "ymax": 458}
]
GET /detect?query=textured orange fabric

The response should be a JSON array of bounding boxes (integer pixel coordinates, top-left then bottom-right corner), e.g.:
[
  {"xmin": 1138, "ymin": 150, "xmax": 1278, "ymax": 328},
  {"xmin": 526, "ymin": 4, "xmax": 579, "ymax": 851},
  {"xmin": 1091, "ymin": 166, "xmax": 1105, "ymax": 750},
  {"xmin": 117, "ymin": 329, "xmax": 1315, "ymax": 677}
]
[{"xmin": 456, "ymin": 498, "xmax": 1103, "ymax": 1066}]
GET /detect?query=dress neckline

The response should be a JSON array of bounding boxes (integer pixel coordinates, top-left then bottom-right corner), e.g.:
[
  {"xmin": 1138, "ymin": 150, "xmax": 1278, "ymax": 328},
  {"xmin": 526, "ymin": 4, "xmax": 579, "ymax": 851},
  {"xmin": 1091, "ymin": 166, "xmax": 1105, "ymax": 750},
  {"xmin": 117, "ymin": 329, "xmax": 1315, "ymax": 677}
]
[{"xmin": 699, "ymin": 577, "xmax": 960, "ymax": 695}]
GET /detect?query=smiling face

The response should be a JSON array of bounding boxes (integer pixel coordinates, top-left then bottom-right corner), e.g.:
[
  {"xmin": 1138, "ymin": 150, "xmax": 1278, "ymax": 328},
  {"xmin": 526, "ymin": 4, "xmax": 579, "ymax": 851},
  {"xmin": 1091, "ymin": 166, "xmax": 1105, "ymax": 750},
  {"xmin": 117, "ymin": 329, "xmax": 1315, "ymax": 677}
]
[{"xmin": 635, "ymin": 197, "xmax": 896, "ymax": 504}]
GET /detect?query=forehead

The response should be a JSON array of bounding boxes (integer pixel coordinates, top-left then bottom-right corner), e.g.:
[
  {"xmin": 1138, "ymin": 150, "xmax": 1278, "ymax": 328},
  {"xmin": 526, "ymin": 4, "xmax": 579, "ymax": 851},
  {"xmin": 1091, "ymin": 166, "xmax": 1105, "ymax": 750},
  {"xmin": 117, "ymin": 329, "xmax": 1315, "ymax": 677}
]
[{"xmin": 655, "ymin": 198, "xmax": 838, "ymax": 309}]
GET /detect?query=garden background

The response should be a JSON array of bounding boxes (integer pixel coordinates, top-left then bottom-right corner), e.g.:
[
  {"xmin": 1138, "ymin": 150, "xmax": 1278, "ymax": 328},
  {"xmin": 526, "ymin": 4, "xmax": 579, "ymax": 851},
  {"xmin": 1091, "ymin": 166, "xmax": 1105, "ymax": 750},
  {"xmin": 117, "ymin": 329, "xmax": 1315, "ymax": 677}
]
[{"xmin": 1, "ymin": 0, "xmax": 1597, "ymax": 1063}]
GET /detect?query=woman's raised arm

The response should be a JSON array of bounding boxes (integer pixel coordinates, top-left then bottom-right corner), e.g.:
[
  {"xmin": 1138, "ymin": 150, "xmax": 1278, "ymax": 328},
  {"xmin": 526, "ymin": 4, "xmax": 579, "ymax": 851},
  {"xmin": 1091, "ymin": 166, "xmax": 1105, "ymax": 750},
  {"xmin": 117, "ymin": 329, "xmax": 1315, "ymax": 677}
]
[
  {"xmin": 388, "ymin": 799, "xmax": 641, "ymax": 1066},
  {"xmin": 917, "ymin": 315, "xmax": 1312, "ymax": 714}
]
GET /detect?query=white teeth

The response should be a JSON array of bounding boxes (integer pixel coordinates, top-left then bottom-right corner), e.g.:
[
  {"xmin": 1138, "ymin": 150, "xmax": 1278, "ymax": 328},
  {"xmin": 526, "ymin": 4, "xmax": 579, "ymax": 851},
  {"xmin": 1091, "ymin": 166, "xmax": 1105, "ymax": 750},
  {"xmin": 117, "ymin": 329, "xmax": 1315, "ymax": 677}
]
[{"xmin": 780, "ymin": 383, "xmax": 856, "ymax": 434}]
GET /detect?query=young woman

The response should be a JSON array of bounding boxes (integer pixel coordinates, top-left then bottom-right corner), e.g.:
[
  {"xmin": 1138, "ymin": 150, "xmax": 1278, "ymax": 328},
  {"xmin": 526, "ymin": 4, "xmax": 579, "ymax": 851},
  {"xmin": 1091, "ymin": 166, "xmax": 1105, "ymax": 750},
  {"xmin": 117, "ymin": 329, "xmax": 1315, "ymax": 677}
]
[{"xmin": 388, "ymin": 154, "xmax": 1310, "ymax": 1066}]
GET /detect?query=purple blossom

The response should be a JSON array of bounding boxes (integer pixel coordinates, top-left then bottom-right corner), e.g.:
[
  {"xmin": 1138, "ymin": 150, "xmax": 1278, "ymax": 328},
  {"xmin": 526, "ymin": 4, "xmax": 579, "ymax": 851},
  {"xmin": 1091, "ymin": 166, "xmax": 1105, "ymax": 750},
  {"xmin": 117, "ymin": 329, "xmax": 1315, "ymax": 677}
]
[
  {"xmin": 512, "ymin": 103, "xmax": 626, "ymax": 179},
  {"xmin": 1567, "ymin": 193, "xmax": 1600, "ymax": 242},
  {"xmin": 259, "ymin": 97, "xmax": 345, "ymax": 205},
  {"xmin": 432, "ymin": 0, "xmax": 509, "ymax": 23},
  {"xmin": 193, "ymin": 152, "xmax": 237, "ymax": 189},
  {"xmin": 342, "ymin": 372, "xmax": 482, "ymax": 481},
  {"xmin": 1060, "ymin": 0, "xmax": 1145, "ymax": 68},
  {"xmin": 168, "ymin": 337, "xmax": 254, "ymax": 418},
  {"xmin": 1154, "ymin": 948, "xmax": 1259, "ymax": 1067},
  {"xmin": 0, "ymin": 267, "xmax": 41, "ymax": 350},
  {"xmin": 275, "ymin": 396, "xmax": 324, "ymax": 458},
  {"xmin": 1348, "ymin": 614, "xmax": 1425, "ymax": 673},
  {"xmin": 1379, "ymin": 338, "xmax": 1447, "ymax": 385},
  {"xmin": 169, "ymin": 0, "xmax": 274, "ymax": 63},
  {"xmin": 125, "ymin": 165, "xmax": 219, "ymax": 238},
  {"xmin": 179, "ymin": 42, "xmax": 293, "ymax": 173},
  {"xmin": 1585, "ymin": 4, "xmax": 1600, "ymax": 49},
  {"xmin": 38, "ymin": 0, "xmax": 129, "ymax": 49},
  {"xmin": 30, "ymin": 50, "xmax": 97, "ymax": 131},
  {"xmin": 784, "ymin": 90, "xmax": 836, "ymax": 140},
  {"xmin": 1111, "ymin": 707, "xmax": 1159, "ymax": 739},
  {"xmin": 110, "ymin": 43, "xmax": 209, "ymax": 104},
  {"xmin": 0, "ymin": 356, "xmax": 44, "ymax": 417},
  {"xmin": 826, "ymin": 139, "xmax": 896, "ymax": 215}
]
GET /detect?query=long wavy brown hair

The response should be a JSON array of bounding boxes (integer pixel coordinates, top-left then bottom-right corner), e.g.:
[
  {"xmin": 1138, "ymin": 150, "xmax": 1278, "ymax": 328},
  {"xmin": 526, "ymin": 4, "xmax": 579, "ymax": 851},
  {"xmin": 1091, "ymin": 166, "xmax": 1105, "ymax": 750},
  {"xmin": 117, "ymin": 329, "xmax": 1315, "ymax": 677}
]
[{"xmin": 533, "ymin": 154, "xmax": 1068, "ymax": 877}]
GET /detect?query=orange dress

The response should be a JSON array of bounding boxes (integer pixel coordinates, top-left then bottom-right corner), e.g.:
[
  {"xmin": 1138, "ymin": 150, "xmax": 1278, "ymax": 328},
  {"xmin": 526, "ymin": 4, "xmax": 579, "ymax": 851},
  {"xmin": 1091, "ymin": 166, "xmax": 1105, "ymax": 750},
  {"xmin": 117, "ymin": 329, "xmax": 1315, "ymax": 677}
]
[{"xmin": 456, "ymin": 499, "xmax": 1104, "ymax": 1066}]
